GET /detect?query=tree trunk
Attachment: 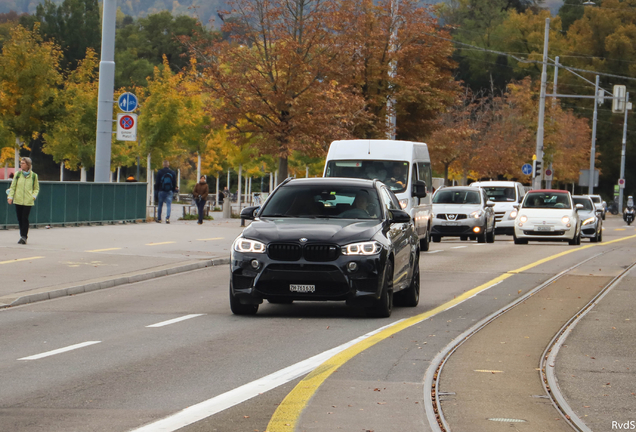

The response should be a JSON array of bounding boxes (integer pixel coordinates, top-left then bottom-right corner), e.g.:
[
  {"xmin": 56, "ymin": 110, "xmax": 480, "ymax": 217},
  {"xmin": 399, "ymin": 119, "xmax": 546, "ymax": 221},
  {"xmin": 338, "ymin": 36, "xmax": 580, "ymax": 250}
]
[{"xmin": 277, "ymin": 157, "xmax": 288, "ymax": 185}]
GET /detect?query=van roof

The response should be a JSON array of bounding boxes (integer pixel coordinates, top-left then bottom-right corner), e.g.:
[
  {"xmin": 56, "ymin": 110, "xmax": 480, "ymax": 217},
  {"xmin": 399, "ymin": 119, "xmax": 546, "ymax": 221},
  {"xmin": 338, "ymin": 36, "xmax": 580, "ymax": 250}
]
[{"xmin": 327, "ymin": 139, "xmax": 429, "ymax": 161}]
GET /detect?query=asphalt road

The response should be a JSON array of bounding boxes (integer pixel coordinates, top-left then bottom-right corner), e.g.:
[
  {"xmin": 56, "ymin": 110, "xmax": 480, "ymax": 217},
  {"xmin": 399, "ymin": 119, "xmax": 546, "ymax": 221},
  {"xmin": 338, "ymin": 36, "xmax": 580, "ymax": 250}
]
[{"xmin": 0, "ymin": 216, "xmax": 635, "ymax": 432}]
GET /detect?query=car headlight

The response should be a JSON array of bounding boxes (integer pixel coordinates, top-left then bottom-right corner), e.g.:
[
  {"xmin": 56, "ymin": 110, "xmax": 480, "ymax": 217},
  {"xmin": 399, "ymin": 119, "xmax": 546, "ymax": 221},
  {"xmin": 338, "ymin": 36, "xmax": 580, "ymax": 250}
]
[
  {"xmin": 582, "ymin": 217, "xmax": 596, "ymax": 226},
  {"xmin": 470, "ymin": 210, "xmax": 483, "ymax": 219},
  {"xmin": 519, "ymin": 215, "xmax": 528, "ymax": 223},
  {"xmin": 509, "ymin": 210, "xmax": 518, "ymax": 219},
  {"xmin": 561, "ymin": 216, "xmax": 570, "ymax": 225},
  {"xmin": 233, "ymin": 237, "xmax": 266, "ymax": 253},
  {"xmin": 399, "ymin": 199, "xmax": 408, "ymax": 209},
  {"xmin": 342, "ymin": 241, "xmax": 382, "ymax": 256}
]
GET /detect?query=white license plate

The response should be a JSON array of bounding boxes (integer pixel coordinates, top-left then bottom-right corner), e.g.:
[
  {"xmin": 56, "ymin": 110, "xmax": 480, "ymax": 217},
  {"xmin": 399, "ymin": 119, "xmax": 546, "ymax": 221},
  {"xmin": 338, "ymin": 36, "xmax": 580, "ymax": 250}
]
[
  {"xmin": 444, "ymin": 222, "xmax": 459, "ymax": 226},
  {"xmin": 536, "ymin": 225, "xmax": 552, "ymax": 231},
  {"xmin": 290, "ymin": 284, "xmax": 315, "ymax": 293}
]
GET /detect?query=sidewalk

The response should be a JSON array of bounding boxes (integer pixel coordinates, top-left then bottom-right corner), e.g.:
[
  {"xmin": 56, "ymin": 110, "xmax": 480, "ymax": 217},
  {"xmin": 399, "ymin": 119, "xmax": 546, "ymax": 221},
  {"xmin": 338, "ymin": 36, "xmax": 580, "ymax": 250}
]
[{"xmin": 0, "ymin": 205, "xmax": 246, "ymax": 308}]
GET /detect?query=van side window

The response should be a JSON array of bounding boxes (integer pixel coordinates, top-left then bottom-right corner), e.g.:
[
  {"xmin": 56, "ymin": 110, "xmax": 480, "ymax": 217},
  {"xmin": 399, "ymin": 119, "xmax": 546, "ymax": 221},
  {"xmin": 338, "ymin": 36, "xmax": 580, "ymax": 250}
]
[{"xmin": 417, "ymin": 162, "xmax": 432, "ymax": 191}]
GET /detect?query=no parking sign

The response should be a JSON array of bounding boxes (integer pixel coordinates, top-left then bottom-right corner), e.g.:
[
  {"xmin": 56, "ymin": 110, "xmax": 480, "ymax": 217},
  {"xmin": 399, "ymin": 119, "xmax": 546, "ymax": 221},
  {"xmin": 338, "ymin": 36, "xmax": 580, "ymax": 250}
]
[{"xmin": 116, "ymin": 113, "xmax": 137, "ymax": 141}]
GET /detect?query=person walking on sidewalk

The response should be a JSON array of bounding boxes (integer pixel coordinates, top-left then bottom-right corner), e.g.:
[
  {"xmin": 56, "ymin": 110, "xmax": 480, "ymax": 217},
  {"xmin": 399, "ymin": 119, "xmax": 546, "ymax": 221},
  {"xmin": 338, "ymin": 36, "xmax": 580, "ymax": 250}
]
[
  {"xmin": 154, "ymin": 160, "xmax": 178, "ymax": 224},
  {"xmin": 193, "ymin": 175, "xmax": 209, "ymax": 225},
  {"xmin": 7, "ymin": 157, "xmax": 40, "ymax": 244}
]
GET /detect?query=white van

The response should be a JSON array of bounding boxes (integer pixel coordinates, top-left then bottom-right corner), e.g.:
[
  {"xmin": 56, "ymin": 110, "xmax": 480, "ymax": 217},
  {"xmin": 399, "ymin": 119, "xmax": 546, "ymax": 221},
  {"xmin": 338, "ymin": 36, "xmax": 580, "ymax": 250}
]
[
  {"xmin": 469, "ymin": 181, "xmax": 526, "ymax": 235},
  {"xmin": 324, "ymin": 139, "xmax": 432, "ymax": 250}
]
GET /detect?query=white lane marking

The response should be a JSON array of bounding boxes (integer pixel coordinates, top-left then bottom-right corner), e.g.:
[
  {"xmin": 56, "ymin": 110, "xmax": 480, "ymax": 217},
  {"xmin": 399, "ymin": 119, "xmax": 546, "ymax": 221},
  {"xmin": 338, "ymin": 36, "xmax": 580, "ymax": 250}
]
[
  {"xmin": 473, "ymin": 244, "xmax": 485, "ymax": 247},
  {"xmin": 146, "ymin": 314, "xmax": 205, "ymax": 328},
  {"xmin": 19, "ymin": 341, "xmax": 101, "ymax": 360},
  {"xmin": 129, "ymin": 320, "xmax": 405, "ymax": 432},
  {"xmin": 451, "ymin": 246, "xmax": 468, "ymax": 249},
  {"xmin": 424, "ymin": 250, "xmax": 443, "ymax": 254}
]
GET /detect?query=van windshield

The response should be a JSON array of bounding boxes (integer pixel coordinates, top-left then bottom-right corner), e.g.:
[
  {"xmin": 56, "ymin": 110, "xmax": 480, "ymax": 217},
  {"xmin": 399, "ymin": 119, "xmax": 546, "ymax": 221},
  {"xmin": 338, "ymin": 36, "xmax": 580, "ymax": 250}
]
[
  {"xmin": 325, "ymin": 160, "xmax": 409, "ymax": 194},
  {"xmin": 480, "ymin": 187, "xmax": 516, "ymax": 202}
]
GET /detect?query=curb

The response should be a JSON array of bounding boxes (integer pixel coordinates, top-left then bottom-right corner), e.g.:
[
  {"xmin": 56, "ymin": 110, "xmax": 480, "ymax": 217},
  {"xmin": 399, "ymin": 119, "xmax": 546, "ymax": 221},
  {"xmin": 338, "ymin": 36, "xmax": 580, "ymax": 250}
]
[{"xmin": 0, "ymin": 257, "xmax": 230, "ymax": 309}]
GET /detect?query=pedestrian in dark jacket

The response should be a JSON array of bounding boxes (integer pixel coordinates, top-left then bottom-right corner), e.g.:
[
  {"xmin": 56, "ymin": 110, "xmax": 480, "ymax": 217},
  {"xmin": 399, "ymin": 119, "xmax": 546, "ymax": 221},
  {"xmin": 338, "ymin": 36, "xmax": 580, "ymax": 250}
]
[
  {"xmin": 193, "ymin": 175, "xmax": 209, "ymax": 225},
  {"xmin": 154, "ymin": 160, "xmax": 178, "ymax": 224}
]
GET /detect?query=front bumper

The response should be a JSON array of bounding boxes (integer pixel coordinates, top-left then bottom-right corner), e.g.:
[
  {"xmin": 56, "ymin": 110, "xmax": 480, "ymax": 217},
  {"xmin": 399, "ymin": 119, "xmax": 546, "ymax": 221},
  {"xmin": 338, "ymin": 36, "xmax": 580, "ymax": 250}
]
[
  {"xmin": 580, "ymin": 221, "xmax": 599, "ymax": 238},
  {"xmin": 230, "ymin": 249, "xmax": 388, "ymax": 307},
  {"xmin": 431, "ymin": 217, "xmax": 484, "ymax": 237},
  {"xmin": 513, "ymin": 223, "xmax": 576, "ymax": 241}
]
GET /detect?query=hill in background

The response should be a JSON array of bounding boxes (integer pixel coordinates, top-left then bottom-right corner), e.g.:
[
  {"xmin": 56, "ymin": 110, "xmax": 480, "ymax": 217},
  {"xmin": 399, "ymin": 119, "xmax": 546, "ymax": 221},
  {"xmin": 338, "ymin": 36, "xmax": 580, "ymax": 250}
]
[{"xmin": 0, "ymin": 0, "xmax": 565, "ymax": 29}]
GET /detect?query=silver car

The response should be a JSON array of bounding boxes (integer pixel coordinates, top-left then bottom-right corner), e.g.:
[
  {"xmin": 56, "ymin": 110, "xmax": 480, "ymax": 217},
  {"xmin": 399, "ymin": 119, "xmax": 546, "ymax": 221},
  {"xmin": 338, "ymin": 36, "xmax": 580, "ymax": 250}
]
[
  {"xmin": 573, "ymin": 195, "xmax": 603, "ymax": 242},
  {"xmin": 586, "ymin": 194, "xmax": 606, "ymax": 220},
  {"xmin": 431, "ymin": 187, "xmax": 496, "ymax": 243}
]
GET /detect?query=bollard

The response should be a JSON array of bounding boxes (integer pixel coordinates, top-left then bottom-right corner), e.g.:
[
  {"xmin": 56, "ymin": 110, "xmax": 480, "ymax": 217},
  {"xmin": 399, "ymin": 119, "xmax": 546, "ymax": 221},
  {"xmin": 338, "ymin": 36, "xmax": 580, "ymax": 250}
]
[
  {"xmin": 240, "ymin": 217, "xmax": 245, "ymax": 227},
  {"xmin": 222, "ymin": 199, "xmax": 231, "ymax": 219}
]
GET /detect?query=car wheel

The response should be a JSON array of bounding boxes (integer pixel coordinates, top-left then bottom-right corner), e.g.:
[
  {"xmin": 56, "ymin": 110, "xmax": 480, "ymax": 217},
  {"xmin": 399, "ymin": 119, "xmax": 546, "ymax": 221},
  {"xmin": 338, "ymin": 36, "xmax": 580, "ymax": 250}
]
[
  {"xmin": 367, "ymin": 261, "xmax": 393, "ymax": 318},
  {"xmin": 568, "ymin": 231, "xmax": 579, "ymax": 246},
  {"xmin": 477, "ymin": 226, "xmax": 487, "ymax": 243},
  {"xmin": 229, "ymin": 285, "xmax": 259, "ymax": 315},
  {"xmin": 576, "ymin": 231, "xmax": 582, "ymax": 245},
  {"xmin": 513, "ymin": 232, "xmax": 527, "ymax": 245},
  {"xmin": 486, "ymin": 226, "xmax": 495, "ymax": 243},
  {"xmin": 598, "ymin": 228, "xmax": 603, "ymax": 242},
  {"xmin": 420, "ymin": 229, "xmax": 430, "ymax": 252},
  {"xmin": 394, "ymin": 254, "xmax": 420, "ymax": 307},
  {"xmin": 432, "ymin": 235, "xmax": 441, "ymax": 243},
  {"xmin": 602, "ymin": 213, "xmax": 606, "ymax": 220},
  {"xmin": 590, "ymin": 232, "xmax": 597, "ymax": 243}
]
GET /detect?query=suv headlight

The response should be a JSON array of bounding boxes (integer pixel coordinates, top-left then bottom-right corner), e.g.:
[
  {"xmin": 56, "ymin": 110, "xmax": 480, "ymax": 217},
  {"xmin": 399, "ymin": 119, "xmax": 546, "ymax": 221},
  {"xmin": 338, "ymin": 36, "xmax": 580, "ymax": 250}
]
[
  {"xmin": 233, "ymin": 237, "xmax": 266, "ymax": 253},
  {"xmin": 509, "ymin": 210, "xmax": 518, "ymax": 219},
  {"xmin": 399, "ymin": 199, "xmax": 409, "ymax": 209},
  {"xmin": 342, "ymin": 241, "xmax": 382, "ymax": 256},
  {"xmin": 582, "ymin": 217, "xmax": 596, "ymax": 226},
  {"xmin": 469, "ymin": 210, "xmax": 483, "ymax": 219}
]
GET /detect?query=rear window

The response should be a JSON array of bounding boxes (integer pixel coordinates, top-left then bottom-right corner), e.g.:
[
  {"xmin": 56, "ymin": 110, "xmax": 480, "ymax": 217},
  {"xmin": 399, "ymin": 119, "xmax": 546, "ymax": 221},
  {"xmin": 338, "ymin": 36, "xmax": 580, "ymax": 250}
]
[
  {"xmin": 523, "ymin": 192, "xmax": 571, "ymax": 209},
  {"xmin": 325, "ymin": 160, "xmax": 409, "ymax": 194},
  {"xmin": 589, "ymin": 196, "xmax": 601, "ymax": 203},
  {"xmin": 433, "ymin": 190, "xmax": 481, "ymax": 204}
]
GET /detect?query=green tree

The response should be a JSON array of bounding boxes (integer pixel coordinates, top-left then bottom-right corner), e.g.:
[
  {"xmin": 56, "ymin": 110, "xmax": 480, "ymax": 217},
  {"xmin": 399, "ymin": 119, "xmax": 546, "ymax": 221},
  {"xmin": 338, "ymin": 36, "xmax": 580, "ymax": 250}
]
[{"xmin": 19, "ymin": 0, "xmax": 101, "ymax": 70}]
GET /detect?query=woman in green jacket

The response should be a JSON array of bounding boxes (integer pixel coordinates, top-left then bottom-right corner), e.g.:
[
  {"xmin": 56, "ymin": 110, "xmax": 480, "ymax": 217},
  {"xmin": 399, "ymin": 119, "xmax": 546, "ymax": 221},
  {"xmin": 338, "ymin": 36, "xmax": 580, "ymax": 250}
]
[{"xmin": 7, "ymin": 157, "xmax": 40, "ymax": 244}]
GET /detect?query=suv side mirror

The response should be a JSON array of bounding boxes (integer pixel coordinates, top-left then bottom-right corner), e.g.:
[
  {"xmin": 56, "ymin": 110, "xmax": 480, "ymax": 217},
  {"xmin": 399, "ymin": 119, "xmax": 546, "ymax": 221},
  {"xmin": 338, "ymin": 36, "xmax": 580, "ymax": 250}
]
[
  {"xmin": 412, "ymin": 180, "xmax": 427, "ymax": 198},
  {"xmin": 485, "ymin": 201, "xmax": 495, "ymax": 207},
  {"xmin": 388, "ymin": 209, "xmax": 411, "ymax": 224},
  {"xmin": 240, "ymin": 206, "xmax": 260, "ymax": 220},
  {"xmin": 575, "ymin": 204, "xmax": 584, "ymax": 211}
]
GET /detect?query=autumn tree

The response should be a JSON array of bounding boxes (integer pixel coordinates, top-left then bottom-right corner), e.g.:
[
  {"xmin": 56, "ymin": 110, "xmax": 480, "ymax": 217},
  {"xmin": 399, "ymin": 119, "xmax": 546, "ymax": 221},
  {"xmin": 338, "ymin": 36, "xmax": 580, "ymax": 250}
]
[
  {"xmin": 331, "ymin": 0, "xmax": 459, "ymax": 141},
  {"xmin": 190, "ymin": 0, "xmax": 367, "ymax": 184},
  {"xmin": 0, "ymin": 24, "xmax": 62, "ymax": 167}
]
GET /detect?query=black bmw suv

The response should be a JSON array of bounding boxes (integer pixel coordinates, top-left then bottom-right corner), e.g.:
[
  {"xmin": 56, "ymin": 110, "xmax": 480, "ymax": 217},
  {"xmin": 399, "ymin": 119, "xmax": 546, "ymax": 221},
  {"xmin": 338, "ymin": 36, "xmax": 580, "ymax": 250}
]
[{"xmin": 230, "ymin": 177, "xmax": 421, "ymax": 317}]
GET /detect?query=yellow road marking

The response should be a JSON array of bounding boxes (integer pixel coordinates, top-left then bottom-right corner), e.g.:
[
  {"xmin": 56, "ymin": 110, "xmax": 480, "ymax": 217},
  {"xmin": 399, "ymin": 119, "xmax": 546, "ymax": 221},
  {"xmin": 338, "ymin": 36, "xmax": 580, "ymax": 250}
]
[
  {"xmin": 474, "ymin": 370, "xmax": 504, "ymax": 373},
  {"xmin": 0, "ymin": 256, "xmax": 45, "ymax": 265},
  {"xmin": 197, "ymin": 237, "xmax": 224, "ymax": 241},
  {"xmin": 616, "ymin": 228, "xmax": 626, "ymax": 231},
  {"xmin": 85, "ymin": 248, "xmax": 122, "ymax": 253},
  {"xmin": 145, "ymin": 241, "xmax": 176, "ymax": 246},
  {"xmin": 266, "ymin": 233, "xmax": 636, "ymax": 432}
]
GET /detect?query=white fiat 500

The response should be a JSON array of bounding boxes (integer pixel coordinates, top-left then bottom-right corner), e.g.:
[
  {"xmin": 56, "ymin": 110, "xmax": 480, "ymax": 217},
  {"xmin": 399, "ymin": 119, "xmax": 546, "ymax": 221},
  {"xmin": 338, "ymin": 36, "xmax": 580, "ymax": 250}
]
[{"xmin": 513, "ymin": 190, "xmax": 583, "ymax": 245}]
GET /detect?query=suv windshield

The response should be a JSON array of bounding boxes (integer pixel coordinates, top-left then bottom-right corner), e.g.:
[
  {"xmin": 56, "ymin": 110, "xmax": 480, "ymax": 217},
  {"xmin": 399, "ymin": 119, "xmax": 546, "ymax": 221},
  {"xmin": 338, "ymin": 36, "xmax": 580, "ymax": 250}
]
[
  {"xmin": 480, "ymin": 186, "xmax": 516, "ymax": 202},
  {"xmin": 433, "ymin": 189, "xmax": 481, "ymax": 204},
  {"xmin": 325, "ymin": 160, "xmax": 409, "ymax": 194},
  {"xmin": 589, "ymin": 196, "xmax": 601, "ymax": 203},
  {"xmin": 524, "ymin": 192, "xmax": 571, "ymax": 209},
  {"xmin": 573, "ymin": 198, "xmax": 594, "ymax": 211},
  {"xmin": 260, "ymin": 185, "xmax": 381, "ymax": 219}
]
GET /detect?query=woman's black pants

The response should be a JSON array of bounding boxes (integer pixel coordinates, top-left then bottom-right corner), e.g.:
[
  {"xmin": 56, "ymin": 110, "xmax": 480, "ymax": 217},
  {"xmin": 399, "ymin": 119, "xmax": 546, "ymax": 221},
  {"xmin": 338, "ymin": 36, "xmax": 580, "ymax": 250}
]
[{"xmin": 15, "ymin": 204, "xmax": 32, "ymax": 239}]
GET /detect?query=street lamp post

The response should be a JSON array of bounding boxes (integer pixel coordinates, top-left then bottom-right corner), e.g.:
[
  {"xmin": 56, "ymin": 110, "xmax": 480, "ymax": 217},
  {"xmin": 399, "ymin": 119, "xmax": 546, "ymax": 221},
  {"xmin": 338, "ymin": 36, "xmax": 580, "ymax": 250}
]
[
  {"xmin": 588, "ymin": 75, "xmax": 600, "ymax": 194},
  {"xmin": 94, "ymin": 0, "xmax": 117, "ymax": 183},
  {"xmin": 533, "ymin": 18, "xmax": 550, "ymax": 190},
  {"xmin": 619, "ymin": 92, "xmax": 630, "ymax": 213}
]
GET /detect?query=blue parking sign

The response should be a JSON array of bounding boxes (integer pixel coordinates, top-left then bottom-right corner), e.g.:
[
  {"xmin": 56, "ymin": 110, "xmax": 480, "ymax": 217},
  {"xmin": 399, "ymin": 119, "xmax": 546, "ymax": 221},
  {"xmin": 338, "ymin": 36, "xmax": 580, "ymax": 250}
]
[
  {"xmin": 118, "ymin": 92, "xmax": 138, "ymax": 112},
  {"xmin": 522, "ymin": 163, "xmax": 533, "ymax": 175}
]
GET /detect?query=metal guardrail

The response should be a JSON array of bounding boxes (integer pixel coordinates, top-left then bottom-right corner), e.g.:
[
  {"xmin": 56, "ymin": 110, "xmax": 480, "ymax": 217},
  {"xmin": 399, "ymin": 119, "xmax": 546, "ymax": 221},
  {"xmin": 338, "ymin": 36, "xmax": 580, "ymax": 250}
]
[{"xmin": 1, "ymin": 181, "xmax": 147, "ymax": 229}]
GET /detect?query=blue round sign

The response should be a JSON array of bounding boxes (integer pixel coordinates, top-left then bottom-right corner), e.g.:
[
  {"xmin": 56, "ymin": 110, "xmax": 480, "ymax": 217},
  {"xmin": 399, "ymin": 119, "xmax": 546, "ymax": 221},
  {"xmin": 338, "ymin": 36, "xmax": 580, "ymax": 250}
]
[
  {"xmin": 118, "ymin": 92, "xmax": 138, "ymax": 112},
  {"xmin": 522, "ymin": 163, "xmax": 533, "ymax": 175}
]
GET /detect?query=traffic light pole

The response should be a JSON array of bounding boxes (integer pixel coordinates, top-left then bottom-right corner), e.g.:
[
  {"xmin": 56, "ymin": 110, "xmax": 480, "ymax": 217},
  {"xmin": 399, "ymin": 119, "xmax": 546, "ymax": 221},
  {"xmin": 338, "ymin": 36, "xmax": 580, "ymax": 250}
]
[
  {"xmin": 619, "ymin": 92, "xmax": 630, "ymax": 213},
  {"xmin": 588, "ymin": 75, "xmax": 600, "ymax": 195}
]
